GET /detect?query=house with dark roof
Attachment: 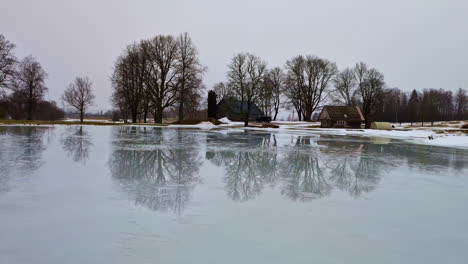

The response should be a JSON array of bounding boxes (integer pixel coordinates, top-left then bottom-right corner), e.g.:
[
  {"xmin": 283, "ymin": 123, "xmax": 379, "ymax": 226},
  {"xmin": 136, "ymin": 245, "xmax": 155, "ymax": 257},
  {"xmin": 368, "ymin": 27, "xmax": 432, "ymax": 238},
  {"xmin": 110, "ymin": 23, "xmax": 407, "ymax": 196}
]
[
  {"xmin": 318, "ymin": 106, "xmax": 364, "ymax": 128},
  {"xmin": 217, "ymin": 97, "xmax": 265, "ymax": 121}
]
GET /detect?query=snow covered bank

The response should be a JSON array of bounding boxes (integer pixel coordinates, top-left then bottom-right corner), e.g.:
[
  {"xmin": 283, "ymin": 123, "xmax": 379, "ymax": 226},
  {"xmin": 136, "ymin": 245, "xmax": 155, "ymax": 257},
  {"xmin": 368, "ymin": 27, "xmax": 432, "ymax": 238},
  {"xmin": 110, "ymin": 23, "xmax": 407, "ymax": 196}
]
[
  {"xmin": 167, "ymin": 121, "xmax": 217, "ymax": 129},
  {"xmin": 236, "ymin": 121, "xmax": 468, "ymax": 149}
]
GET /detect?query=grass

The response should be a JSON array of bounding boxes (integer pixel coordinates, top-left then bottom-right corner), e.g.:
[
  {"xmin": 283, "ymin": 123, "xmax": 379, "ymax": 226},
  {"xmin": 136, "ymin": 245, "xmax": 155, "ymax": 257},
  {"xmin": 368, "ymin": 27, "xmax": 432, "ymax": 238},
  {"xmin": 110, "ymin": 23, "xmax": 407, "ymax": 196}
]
[
  {"xmin": 435, "ymin": 129, "xmax": 468, "ymax": 134},
  {"xmin": 0, "ymin": 119, "xmax": 168, "ymax": 126}
]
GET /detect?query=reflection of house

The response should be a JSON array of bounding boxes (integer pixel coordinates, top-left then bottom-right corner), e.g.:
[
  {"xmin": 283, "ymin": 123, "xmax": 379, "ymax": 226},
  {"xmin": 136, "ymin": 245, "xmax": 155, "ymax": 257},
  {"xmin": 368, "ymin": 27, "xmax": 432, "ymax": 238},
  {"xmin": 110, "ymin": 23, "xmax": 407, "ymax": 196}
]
[
  {"xmin": 217, "ymin": 97, "xmax": 264, "ymax": 121},
  {"xmin": 319, "ymin": 106, "xmax": 364, "ymax": 128}
]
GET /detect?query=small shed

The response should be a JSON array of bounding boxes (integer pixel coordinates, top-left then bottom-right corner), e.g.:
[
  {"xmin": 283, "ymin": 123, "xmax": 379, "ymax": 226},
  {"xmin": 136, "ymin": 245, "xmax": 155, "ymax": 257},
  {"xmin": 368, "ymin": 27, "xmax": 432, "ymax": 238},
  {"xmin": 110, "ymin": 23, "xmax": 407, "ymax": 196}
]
[
  {"xmin": 318, "ymin": 106, "xmax": 364, "ymax": 128},
  {"xmin": 370, "ymin": 122, "xmax": 392, "ymax": 130}
]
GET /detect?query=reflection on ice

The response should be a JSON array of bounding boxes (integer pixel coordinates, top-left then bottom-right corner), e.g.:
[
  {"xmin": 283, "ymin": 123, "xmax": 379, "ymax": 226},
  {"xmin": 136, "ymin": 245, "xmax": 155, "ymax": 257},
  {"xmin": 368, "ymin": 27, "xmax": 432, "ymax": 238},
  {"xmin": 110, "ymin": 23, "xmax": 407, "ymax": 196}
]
[
  {"xmin": 108, "ymin": 127, "xmax": 202, "ymax": 213},
  {"xmin": 206, "ymin": 132, "xmax": 387, "ymax": 202},
  {"xmin": 206, "ymin": 132, "xmax": 468, "ymax": 202},
  {"xmin": 2, "ymin": 126, "xmax": 468, "ymax": 263},
  {"xmin": 206, "ymin": 132, "xmax": 279, "ymax": 201},
  {"xmin": 60, "ymin": 126, "xmax": 93, "ymax": 163},
  {"xmin": 0, "ymin": 126, "xmax": 52, "ymax": 194}
]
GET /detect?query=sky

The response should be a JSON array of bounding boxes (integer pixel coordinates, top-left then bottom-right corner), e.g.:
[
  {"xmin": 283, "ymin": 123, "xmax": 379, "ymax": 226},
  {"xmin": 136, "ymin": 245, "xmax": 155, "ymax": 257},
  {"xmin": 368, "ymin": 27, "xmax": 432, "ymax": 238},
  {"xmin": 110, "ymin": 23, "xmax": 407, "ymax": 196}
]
[{"xmin": 1, "ymin": 0, "xmax": 467, "ymax": 111}]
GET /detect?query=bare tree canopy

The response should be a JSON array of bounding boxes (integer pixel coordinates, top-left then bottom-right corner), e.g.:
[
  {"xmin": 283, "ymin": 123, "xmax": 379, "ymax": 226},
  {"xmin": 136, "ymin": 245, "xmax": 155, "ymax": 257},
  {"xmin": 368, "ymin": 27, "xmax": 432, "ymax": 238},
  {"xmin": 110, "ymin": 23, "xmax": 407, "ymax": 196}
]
[
  {"xmin": 11, "ymin": 56, "xmax": 48, "ymax": 120},
  {"xmin": 175, "ymin": 32, "xmax": 205, "ymax": 121},
  {"xmin": 227, "ymin": 52, "xmax": 267, "ymax": 126},
  {"xmin": 268, "ymin": 67, "xmax": 284, "ymax": 121},
  {"xmin": 141, "ymin": 35, "xmax": 179, "ymax": 123},
  {"xmin": 285, "ymin": 55, "xmax": 337, "ymax": 121},
  {"xmin": 212, "ymin": 82, "xmax": 231, "ymax": 103},
  {"xmin": 62, "ymin": 76, "xmax": 95, "ymax": 123},
  {"xmin": 110, "ymin": 33, "xmax": 206, "ymax": 124},
  {"xmin": 332, "ymin": 68, "xmax": 357, "ymax": 106},
  {"xmin": 0, "ymin": 34, "xmax": 16, "ymax": 91},
  {"xmin": 455, "ymin": 88, "xmax": 467, "ymax": 120},
  {"xmin": 111, "ymin": 42, "xmax": 146, "ymax": 123}
]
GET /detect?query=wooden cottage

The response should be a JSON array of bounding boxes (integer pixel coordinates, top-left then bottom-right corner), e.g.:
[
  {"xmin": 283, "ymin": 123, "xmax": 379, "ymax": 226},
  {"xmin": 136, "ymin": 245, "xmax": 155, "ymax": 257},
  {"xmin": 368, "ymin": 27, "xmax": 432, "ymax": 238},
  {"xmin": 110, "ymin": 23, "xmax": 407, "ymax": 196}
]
[{"xmin": 318, "ymin": 106, "xmax": 364, "ymax": 128}]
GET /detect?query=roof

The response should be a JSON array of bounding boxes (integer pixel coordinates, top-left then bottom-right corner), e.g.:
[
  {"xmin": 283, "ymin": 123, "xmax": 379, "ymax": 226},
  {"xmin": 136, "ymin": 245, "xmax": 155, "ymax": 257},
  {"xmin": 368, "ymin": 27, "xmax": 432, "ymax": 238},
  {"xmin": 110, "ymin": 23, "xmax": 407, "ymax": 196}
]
[
  {"xmin": 319, "ymin": 106, "xmax": 364, "ymax": 121},
  {"xmin": 217, "ymin": 97, "xmax": 264, "ymax": 116}
]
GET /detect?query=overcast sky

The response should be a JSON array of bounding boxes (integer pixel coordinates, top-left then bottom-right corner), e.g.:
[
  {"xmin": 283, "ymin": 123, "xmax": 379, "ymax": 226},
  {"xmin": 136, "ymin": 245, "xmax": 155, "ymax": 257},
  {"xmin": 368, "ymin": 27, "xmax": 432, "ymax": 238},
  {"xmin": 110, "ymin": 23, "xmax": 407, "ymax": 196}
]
[{"xmin": 1, "ymin": 0, "xmax": 467, "ymax": 111}]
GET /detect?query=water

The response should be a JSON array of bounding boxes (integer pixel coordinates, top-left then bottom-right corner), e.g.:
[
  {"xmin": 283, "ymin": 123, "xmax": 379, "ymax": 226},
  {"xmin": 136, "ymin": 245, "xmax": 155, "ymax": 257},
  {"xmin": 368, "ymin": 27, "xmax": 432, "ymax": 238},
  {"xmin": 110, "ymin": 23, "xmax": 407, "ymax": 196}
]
[{"xmin": 1, "ymin": 125, "xmax": 468, "ymax": 264}]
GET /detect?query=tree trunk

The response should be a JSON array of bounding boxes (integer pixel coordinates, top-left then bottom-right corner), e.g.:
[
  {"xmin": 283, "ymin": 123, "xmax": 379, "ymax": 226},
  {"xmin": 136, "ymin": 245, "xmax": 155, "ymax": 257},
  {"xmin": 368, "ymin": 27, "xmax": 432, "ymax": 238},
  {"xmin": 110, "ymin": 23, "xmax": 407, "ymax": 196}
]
[
  {"xmin": 155, "ymin": 107, "xmax": 163, "ymax": 123},
  {"xmin": 244, "ymin": 100, "xmax": 251, "ymax": 127},
  {"xmin": 178, "ymin": 100, "xmax": 184, "ymax": 122},
  {"xmin": 296, "ymin": 109, "xmax": 301, "ymax": 121},
  {"xmin": 303, "ymin": 107, "xmax": 312, "ymax": 121},
  {"xmin": 143, "ymin": 110, "xmax": 148, "ymax": 123},
  {"xmin": 80, "ymin": 110, "xmax": 84, "ymax": 123},
  {"xmin": 131, "ymin": 112, "xmax": 137, "ymax": 123},
  {"xmin": 365, "ymin": 119, "xmax": 371, "ymax": 129},
  {"xmin": 27, "ymin": 102, "xmax": 33, "ymax": 120}
]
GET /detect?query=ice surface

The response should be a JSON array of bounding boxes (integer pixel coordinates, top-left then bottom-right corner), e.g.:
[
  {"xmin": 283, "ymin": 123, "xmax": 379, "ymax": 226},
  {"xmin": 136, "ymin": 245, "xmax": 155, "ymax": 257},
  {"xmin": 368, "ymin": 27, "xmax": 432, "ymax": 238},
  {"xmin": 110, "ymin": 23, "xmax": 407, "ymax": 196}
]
[{"xmin": 1, "ymin": 125, "xmax": 468, "ymax": 264}]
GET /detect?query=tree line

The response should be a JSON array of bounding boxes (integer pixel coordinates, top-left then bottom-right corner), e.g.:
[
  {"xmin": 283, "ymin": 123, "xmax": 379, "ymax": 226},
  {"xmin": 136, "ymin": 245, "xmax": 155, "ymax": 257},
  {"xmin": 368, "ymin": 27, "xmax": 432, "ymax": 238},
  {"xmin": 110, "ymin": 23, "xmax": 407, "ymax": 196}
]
[
  {"xmin": 370, "ymin": 87, "xmax": 467, "ymax": 126},
  {"xmin": 212, "ymin": 54, "xmax": 467, "ymax": 127},
  {"xmin": 110, "ymin": 34, "xmax": 467, "ymax": 126},
  {"xmin": 0, "ymin": 34, "xmax": 95, "ymax": 122},
  {"xmin": 3, "ymin": 31, "xmax": 467, "ymax": 125},
  {"xmin": 213, "ymin": 55, "xmax": 387, "ymax": 127}
]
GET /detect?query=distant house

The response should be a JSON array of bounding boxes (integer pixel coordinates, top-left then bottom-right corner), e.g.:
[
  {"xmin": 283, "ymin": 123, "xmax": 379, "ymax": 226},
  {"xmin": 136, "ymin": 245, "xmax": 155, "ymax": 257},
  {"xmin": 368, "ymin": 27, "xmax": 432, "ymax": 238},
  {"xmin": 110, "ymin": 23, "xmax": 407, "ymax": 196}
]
[
  {"xmin": 318, "ymin": 106, "xmax": 364, "ymax": 128},
  {"xmin": 217, "ymin": 97, "xmax": 265, "ymax": 121}
]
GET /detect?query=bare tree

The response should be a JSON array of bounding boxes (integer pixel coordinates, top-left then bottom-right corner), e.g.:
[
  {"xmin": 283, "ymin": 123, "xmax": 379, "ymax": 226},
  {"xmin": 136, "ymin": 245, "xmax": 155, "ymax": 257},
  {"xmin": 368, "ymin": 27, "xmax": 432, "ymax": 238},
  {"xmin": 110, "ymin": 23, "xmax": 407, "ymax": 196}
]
[
  {"xmin": 111, "ymin": 87, "xmax": 130, "ymax": 123},
  {"xmin": 0, "ymin": 34, "xmax": 16, "ymax": 92},
  {"xmin": 455, "ymin": 88, "xmax": 467, "ymax": 120},
  {"xmin": 62, "ymin": 76, "xmax": 95, "ymax": 123},
  {"xmin": 227, "ymin": 53, "xmax": 267, "ymax": 126},
  {"xmin": 269, "ymin": 67, "xmax": 284, "ymax": 120},
  {"xmin": 175, "ymin": 32, "xmax": 205, "ymax": 121},
  {"xmin": 284, "ymin": 74, "xmax": 304, "ymax": 120},
  {"xmin": 332, "ymin": 68, "xmax": 357, "ymax": 106},
  {"xmin": 354, "ymin": 62, "xmax": 385, "ymax": 128},
  {"xmin": 11, "ymin": 56, "xmax": 47, "ymax": 120},
  {"xmin": 141, "ymin": 35, "xmax": 179, "ymax": 123},
  {"xmin": 285, "ymin": 55, "xmax": 337, "ymax": 121},
  {"xmin": 212, "ymin": 82, "xmax": 231, "ymax": 103},
  {"xmin": 111, "ymin": 43, "xmax": 146, "ymax": 123},
  {"xmin": 258, "ymin": 73, "xmax": 273, "ymax": 117}
]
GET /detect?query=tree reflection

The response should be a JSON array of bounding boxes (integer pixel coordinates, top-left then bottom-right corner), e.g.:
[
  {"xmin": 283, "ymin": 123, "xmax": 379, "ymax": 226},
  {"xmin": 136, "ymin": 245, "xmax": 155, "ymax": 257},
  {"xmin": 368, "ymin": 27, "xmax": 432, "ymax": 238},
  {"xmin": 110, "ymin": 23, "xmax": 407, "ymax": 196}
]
[
  {"xmin": 60, "ymin": 126, "xmax": 93, "ymax": 163},
  {"xmin": 207, "ymin": 133, "xmax": 392, "ymax": 202},
  {"xmin": 207, "ymin": 132, "xmax": 279, "ymax": 201},
  {"xmin": 0, "ymin": 126, "xmax": 51, "ymax": 194},
  {"xmin": 281, "ymin": 149, "xmax": 332, "ymax": 202},
  {"xmin": 328, "ymin": 155, "xmax": 381, "ymax": 197},
  {"xmin": 108, "ymin": 127, "xmax": 202, "ymax": 214}
]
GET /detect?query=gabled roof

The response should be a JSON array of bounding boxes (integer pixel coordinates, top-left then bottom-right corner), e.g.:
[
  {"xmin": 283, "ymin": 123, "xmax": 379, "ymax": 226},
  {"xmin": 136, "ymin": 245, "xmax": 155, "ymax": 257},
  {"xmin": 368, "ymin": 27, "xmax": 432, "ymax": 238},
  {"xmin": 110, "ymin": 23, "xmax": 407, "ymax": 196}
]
[
  {"xmin": 217, "ymin": 97, "xmax": 264, "ymax": 116},
  {"xmin": 319, "ymin": 106, "xmax": 364, "ymax": 121}
]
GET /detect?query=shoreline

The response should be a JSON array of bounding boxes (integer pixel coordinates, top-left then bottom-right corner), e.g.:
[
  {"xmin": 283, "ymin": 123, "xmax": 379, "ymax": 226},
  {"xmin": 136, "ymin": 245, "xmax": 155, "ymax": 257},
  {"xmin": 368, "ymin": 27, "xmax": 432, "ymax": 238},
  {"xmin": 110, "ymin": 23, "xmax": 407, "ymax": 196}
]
[{"xmin": 1, "ymin": 119, "xmax": 467, "ymax": 150}]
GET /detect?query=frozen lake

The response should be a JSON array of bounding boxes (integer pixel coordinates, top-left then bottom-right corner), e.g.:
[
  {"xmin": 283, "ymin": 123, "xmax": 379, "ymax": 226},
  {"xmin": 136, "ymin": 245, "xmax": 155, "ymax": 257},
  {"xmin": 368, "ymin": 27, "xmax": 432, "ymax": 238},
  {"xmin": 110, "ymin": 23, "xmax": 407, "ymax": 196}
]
[{"xmin": 1, "ymin": 125, "xmax": 468, "ymax": 263}]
